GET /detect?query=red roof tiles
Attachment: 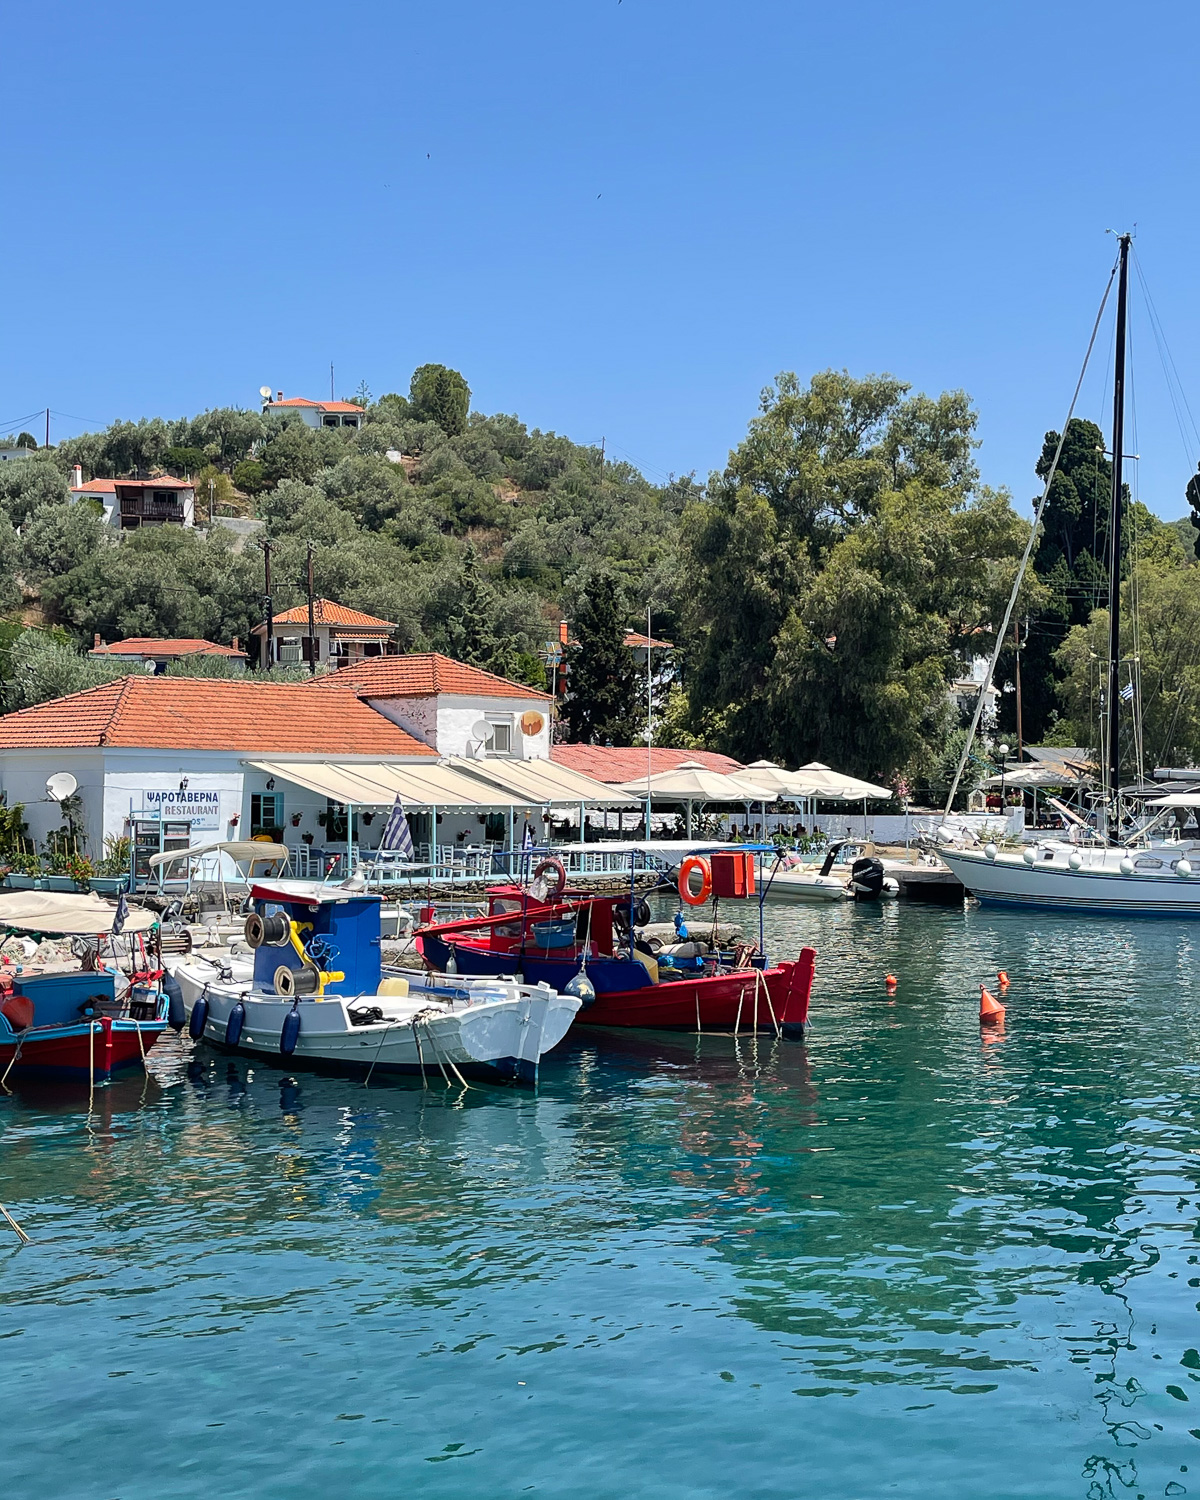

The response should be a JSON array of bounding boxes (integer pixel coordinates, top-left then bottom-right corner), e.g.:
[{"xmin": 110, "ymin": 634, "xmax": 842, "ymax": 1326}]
[
  {"xmin": 311, "ymin": 653, "xmax": 553, "ymax": 702},
  {"xmin": 0, "ymin": 677, "xmax": 435, "ymax": 754},
  {"xmin": 89, "ymin": 638, "xmax": 246, "ymax": 659},
  {"xmin": 73, "ymin": 476, "xmax": 194, "ymax": 493},
  {"xmin": 267, "ymin": 398, "xmax": 364, "ymax": 414},
  {"xmin": 267, "ymin": 599, "xmax": 395, "ymax": 630},
  {"xmin": 552, "ymin": 745, "xmax": 743, "ymax": 783}
]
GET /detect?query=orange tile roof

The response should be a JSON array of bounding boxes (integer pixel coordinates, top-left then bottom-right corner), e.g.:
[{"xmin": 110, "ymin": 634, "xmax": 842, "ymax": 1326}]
[
  {"xmin": 310, "ymin": 653, "xmax": 553, "ymax": 702},
  {"xmin": 623, "ymin": 631, "xmax": 675, "ymax": 650},
  {"xmin": 0, "ymin": 677, "xmax": 436, "ymax": 754},
  {"xmin": 72, "ymin": 476, "xmax": 193, "ymax": 492},
  {"xmin": 89, "ymin": 638, "xmax": 246, "ymax": 658},
  {"xmin": 552, "ymin": 745, "xmax": 743, "ymax": 782},
  {"xmin": 267, "ymin": 599, "xmax": 395, "ymax": 630},
  {"xmin": 267, "ymin": 398, "xmax": 364, "ymax": 413}
]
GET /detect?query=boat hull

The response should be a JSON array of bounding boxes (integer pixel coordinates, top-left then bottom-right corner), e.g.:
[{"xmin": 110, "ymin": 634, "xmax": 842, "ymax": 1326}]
[
  {"xmin": 939, "ymin": 846, "xmax": 1200, "ymax": 916},
  {"xmin": 418, "ymin": 936, "xmax": 815, "ymax": 1037},
  {"xmin": 758, "ymin": 872, "xmax": 848, "ymax": 903},
  {"xmin": 171, "ymin": 963, "xmax": 579, "ymax": 1085},
  {"xmin": 0, "ymin": 1015, "xmax": 166, "ymax": 1080}
]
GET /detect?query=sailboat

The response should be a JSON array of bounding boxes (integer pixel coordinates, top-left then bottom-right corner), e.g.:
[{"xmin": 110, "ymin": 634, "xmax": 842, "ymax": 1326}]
[{"xmin": 939, "ymin": 234, "xmax": 1200, "ymax": 915}]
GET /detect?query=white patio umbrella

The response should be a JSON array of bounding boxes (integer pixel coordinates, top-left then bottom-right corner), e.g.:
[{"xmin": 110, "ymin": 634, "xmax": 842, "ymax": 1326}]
[
  {"xmin": 792, "ymin": 762, "xmax": 893, "ymax": 800},
  {"xmin": 618, "ymin": 760, "xmax": 778, "ymax": 838},
  {"xmin": 742, "ymin": 759, "xmax": 833, "ymax": 798}
]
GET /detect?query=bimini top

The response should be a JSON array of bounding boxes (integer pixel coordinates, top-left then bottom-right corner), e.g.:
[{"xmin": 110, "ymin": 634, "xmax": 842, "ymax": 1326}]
[
  {"xmin": 149, "ymin": 840, "xmax": 290, "ymax": 869},
  {"xmin": 249, "ymin": 877, "xmax": 381, "ymax": 906}
]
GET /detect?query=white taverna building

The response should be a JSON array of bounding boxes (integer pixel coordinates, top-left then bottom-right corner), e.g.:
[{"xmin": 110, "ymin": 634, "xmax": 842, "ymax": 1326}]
[{"xmin": 0, "ymin": 657, "xmax": 576, "ymax": 882}]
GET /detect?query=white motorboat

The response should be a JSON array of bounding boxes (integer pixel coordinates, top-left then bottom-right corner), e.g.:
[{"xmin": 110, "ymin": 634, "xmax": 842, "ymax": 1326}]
[
  {"xmin": 758, "ymin": 866, "xmax": 850, "ymax": 902},
  {"xmin": 939, "ymin": 839, "xmax": 1200, "ymax": 916},
  {"xmin": 168, "ymin": 878, "xmax": 579, "ymax": 1085},
  {"xmin": 757, "ymin": 843, "xmax": 891, "ymax": 903}
]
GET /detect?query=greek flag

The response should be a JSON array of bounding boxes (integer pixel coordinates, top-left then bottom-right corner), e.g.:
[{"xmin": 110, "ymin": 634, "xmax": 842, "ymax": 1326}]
[
  {"xmin": 1120, "ymin": 682, "xmax": 1135, "ymax": 703},
  {"xmin": 379, "ymin": 795, "xmax": 414, "ymax": 858},
  {"xmin": 522, "ymin": 821, "xmax": 535, "ymax": 851},
  {"xmin": 111, "ymin": 891, "xmax": 129, "ymax": 936}
]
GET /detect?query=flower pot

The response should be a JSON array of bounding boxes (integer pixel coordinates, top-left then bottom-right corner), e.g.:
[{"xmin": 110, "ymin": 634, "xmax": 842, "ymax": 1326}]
[{"xmin": 88, "ymin": 875, "xmax": 130, "ymax": 895}]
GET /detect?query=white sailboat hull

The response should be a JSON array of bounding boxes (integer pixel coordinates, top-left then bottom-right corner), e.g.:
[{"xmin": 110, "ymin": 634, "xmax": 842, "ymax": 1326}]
[
  {"xmin": 170, "ymin": 961, "xmax": 580, "ymax": 1084},
  {"xmin": 939, "ymin": 845, "xmax": 1200, "ymax": 916}
]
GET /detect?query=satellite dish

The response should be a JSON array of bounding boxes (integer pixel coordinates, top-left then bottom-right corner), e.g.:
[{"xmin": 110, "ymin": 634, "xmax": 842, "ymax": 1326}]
[
  {"xmin": 259, "ymin": 385, "xmax": 273, "ymax": 400},
  {"xmin": 471, "ymin": 720, "xmax": 490, "ymax": 741},
  {"xmin": 46, "ymin": 772, "xmax": 78, "ymax": 803}
]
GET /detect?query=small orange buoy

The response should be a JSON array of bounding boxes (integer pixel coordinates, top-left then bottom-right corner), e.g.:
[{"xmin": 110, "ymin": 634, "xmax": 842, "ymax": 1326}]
[
  {"xmin": 979, "ymin": 984, "xmax": 1006, "ymax": 1026},
  {"xmin": 997, "ymin": 970, "xmax": 1010, "ymax": 990},
  {"xmin": 885, "ymin": 974, "xmax": 897, "ymax": 991}
]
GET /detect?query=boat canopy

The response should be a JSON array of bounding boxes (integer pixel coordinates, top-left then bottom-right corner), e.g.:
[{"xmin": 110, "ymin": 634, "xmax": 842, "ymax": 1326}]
[
  {"xmin": 443, "ymin": 756, "xmax": 634, "ymax": 807},
  {"xmin": 149, "ymin": 840, "xmax": 290, "ymax": 869},
  {"xmin": 0, "ymin": 890, "xmax": 159, "ymax": 935},
  {"xmin": 1146, "ymin": 792, "xmax": 1200, "ymax": 808},
  {"xmin": 245, "ymin": 759, "xmax": 528, "ymax": 808}
]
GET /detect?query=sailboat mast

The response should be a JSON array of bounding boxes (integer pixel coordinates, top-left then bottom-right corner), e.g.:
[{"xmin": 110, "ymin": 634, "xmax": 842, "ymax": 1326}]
[{"xmin": 1106, "ymin": 233, "xmax": 1131, "ymax": 812}]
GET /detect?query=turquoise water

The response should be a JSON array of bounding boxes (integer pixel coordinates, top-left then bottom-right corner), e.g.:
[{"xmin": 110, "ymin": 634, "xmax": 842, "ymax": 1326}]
[{"xmin": 4, "ymin": 899, "xmax": 1200, "ymax": 1499}]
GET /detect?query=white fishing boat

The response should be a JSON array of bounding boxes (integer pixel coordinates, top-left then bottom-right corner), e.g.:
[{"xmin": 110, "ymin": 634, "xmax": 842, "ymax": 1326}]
[{"xmin": 168, "ymin": 878, "xmax": 580, "ymax": 1084}]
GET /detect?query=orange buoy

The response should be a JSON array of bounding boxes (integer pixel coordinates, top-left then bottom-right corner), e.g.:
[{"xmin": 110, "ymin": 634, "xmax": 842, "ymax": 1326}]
[
  {"xmin": 979, "ymin": 984, "xmax": 1006, "ymax": 1026},
  {"xmin": 997, "ymin": 970, "xmax": 1010, "ymax": 990},
  {"xmin": 885, "ymin": 974, "xmax": 897, "ymax": 992}
]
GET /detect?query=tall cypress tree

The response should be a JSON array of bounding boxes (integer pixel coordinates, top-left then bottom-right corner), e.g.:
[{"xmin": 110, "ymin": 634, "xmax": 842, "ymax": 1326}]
[
  {"xmin": 1000, "ymin": 418, "xmax": 1119, "ymax": 742},
  {"xmin": 561, "ymin": 568, "xmax": 640, "ymax": 744}
]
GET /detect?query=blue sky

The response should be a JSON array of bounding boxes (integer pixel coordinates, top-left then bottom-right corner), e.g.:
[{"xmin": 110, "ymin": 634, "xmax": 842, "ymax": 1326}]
[{"xmin": 4, "ymin": 1, "xmax": 1200, "ymax": 516}]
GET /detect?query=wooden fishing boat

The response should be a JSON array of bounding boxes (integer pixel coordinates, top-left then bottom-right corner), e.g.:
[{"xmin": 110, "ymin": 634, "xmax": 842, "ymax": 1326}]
[
  {"xmin": 416, "ymin": 884, "xmax": 816, "ymax": 1037},
  {"xmin": 169, "ymin": 879, "xmax": 580, "ymax": 1085},
  {"xmin": 0, "ymin": 891, "xmax": 169, "ymax": 1083}
]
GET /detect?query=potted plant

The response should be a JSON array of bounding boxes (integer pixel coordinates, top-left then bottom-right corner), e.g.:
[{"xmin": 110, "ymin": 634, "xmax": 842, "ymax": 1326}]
[
  {"xmin": 302, "ymin": 832, "xmax": 314, "ymax": 845},
  {"xmin": 290, "ymin": 813, "xmax": 302, "ymax": 827},
  {"xmin": 89, "ymin": 834, "xmax": 131, "ymax": 895}
]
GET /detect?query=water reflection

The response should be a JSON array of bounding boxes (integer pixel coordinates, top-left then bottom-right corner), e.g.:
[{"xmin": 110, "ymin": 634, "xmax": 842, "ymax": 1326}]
[{"xmin": 1, "ymin": 904, "xmax": 1199, "ymax": 1498}]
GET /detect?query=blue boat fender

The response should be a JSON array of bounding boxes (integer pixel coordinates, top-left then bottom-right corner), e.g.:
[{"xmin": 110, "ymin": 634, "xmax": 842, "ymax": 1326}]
[
  {"xmin": 188, "ymin": 989, "xmax": 210, "ymax": 1041},
  {"xmin": 280, "ymin": 999, "xmax": 301, "ymax": 1056},
  {"xmin": 164, "ymin": 972, "xmax": 186, "ymax": 1033},
  {"xmin": 225, "ymin": 998, "xmax": 246, "ymax": 1048},
  {"xmin": 564, "ymin": 968, "xmax": 597, "ymax": 1007}
]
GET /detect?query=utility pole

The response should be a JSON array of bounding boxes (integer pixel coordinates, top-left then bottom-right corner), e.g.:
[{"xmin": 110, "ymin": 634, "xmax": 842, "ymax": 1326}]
[
  {"xmin": 599, "ymin": 437, "xmax": 605, "ymax": 477},
  {"xmin": 260, "ymin": 538, "xmax": 273, "ymax": 672},
  {"xmin": 306, "ymin": 541, "xmax": 317, "ymax": 675},
  {"xmin": 330, "ymin": 363, "xmax": 335, "ymax": 401}
]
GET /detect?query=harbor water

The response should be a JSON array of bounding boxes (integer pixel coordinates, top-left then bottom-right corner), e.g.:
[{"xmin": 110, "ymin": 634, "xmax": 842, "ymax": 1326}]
[{"xmin": 4, "ymin": 898, "xmax": 1200, "ymax": 1498}]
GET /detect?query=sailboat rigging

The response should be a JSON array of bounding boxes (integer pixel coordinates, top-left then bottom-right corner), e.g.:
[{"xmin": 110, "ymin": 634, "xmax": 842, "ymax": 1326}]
[{"xmin": 936, "ymin": 235, "xmax": 1200, "ymax": 915}]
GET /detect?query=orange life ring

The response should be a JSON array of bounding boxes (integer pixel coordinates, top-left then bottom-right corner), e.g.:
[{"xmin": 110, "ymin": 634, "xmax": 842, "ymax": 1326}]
[
  {"xmin": 532, "ymin": 856, "xmax": 567, "ymax": 898},
  {"xmin": 679, "ymin": 855, "xmax": 713, "ymax": 906}
]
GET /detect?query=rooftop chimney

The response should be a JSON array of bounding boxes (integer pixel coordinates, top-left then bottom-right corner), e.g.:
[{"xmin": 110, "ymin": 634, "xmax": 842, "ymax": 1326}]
[
  {"xmin": 232, "ymin": 636, "xmax": 239, "ymax": 652},
  {"xmin": 559, "ymin": 620, "xmax": 568, "ymax": 645},
  {"xmin": 72, "ymin": 464, "xmax": 83, "ymax": 489},
  {"xmin": 277, "ymin": 390, "xmax": 283, "ymax": 401},
  {"xmin": 93, "ymin": 633, "xmax": 101, "ymax": 649}
]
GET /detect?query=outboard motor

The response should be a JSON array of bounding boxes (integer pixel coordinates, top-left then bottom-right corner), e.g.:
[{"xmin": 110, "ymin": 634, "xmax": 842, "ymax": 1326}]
[{"xmin": 849, "ymin": 856, "xmax": 885, "ymax": 901}]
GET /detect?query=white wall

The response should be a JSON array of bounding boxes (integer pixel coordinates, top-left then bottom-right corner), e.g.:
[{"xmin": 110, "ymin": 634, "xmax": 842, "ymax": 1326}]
[
  {"xmin": 438, "ymin": 694, "xmax": 551, "ymax": 759},
  {"xmin": 0, "ymin": 749, "xmax": 108, "ymax": 855},
  {"xmin": 365, "ymin": 695, "xmax": 439, "ymax": 748}
]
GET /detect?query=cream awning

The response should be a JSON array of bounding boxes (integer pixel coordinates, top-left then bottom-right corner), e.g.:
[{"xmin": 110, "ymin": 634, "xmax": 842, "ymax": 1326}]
[
  {"xmin": 443, "ymin": 756, "xmax": 635, "ymax": 807},
  {"xmin": 245, "ymin": 760, "xmax": 527, "ymax": 808}
]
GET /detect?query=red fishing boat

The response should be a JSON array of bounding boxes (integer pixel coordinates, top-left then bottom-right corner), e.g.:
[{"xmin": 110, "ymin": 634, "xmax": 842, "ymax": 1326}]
[{"xmin": 416, "ymin": 882, "xmax": 815, "ymax": 1038}]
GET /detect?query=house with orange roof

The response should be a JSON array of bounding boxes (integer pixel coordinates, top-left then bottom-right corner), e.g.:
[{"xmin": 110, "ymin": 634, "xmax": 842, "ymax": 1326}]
[
  {"xmin": 262, "ymin": 392, "xmax": 364, "ymax": 430},
  {"xmin": 249, "ymin": 598, "xmax": 397, "ymax": 668},
  {"xmin": 0, "ymin": 675, "xmax": 437, "ymax": 874},
  {"xmin": 70, "ymin": 464, "xmax": 196, "ymax": 531},
  {"xmin": 310, "ymin": 652, "xmax": 554, "ymax": 761},
  {"xmin": 88, "ymin": 636, "xmax": 247, "ymax": 673}
]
